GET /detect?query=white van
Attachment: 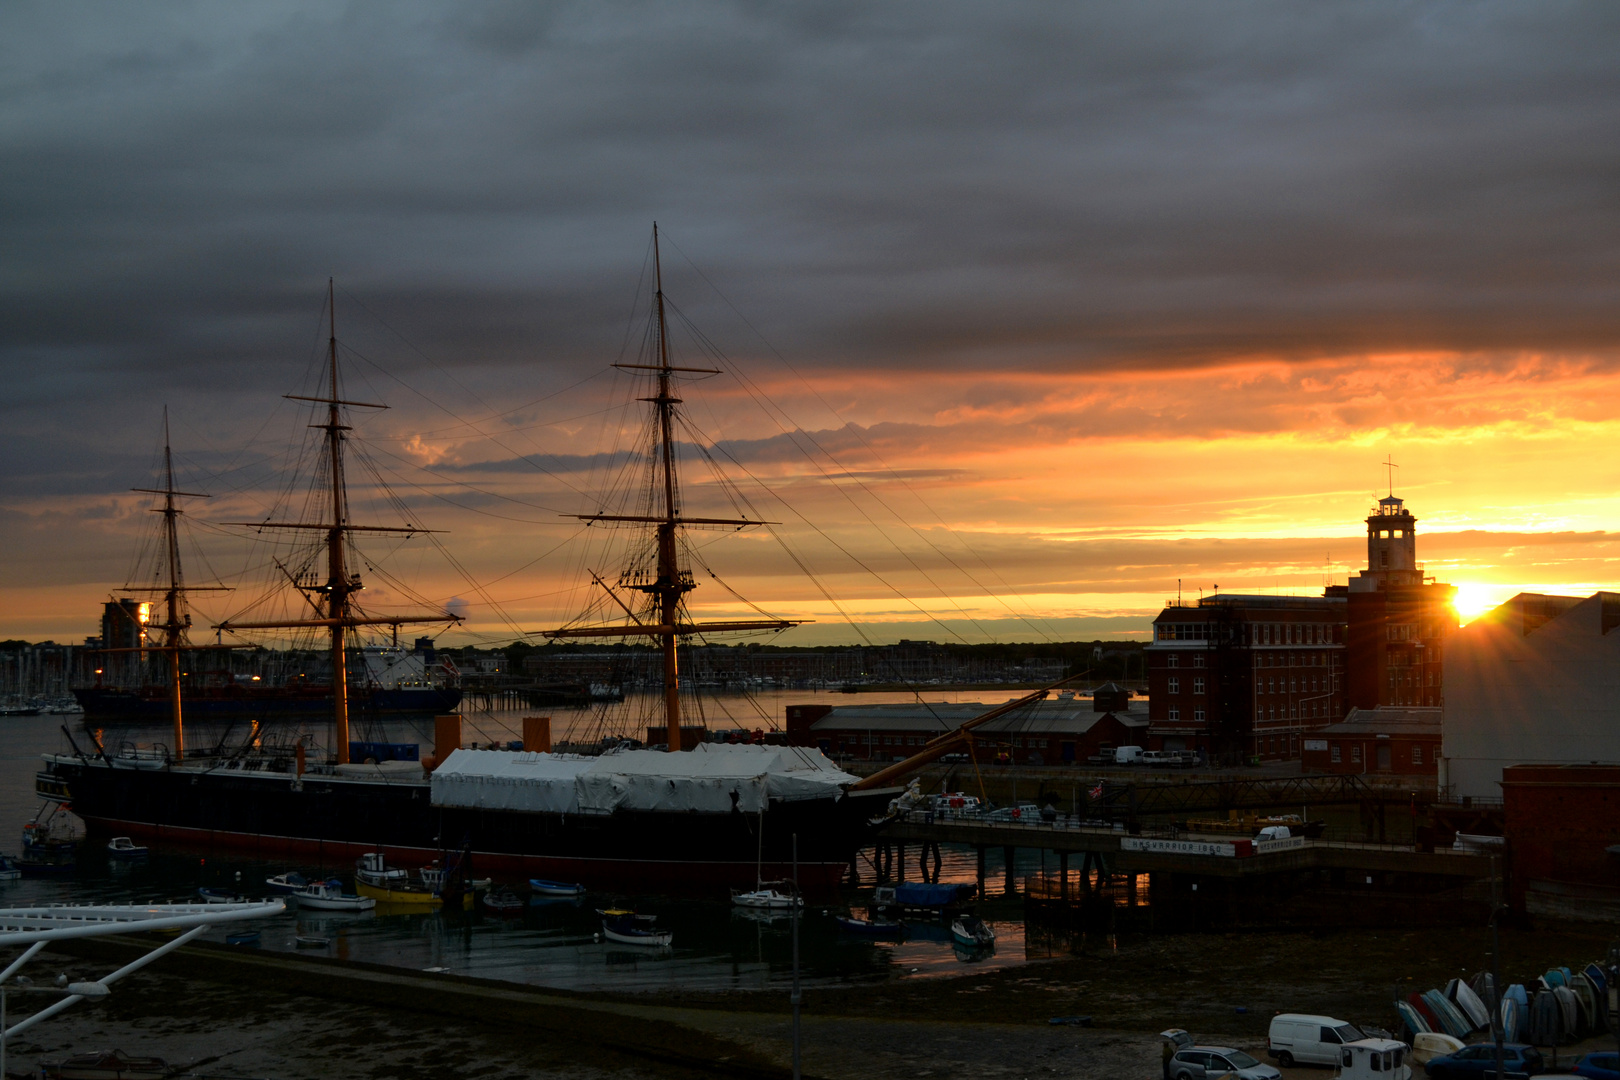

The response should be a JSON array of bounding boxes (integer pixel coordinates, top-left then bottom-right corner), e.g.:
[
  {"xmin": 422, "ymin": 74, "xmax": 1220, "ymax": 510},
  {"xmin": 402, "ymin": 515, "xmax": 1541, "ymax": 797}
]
[
  {"xmin": 1267, "ymin": 1014, "xmax": 1365, "ymax": 1067},
  {"xmin": 1256, "ymin": 825, "xmax": 1291, "ymax": 841},
  {"xmin": 1113, "ymin": 746, "xmax": 1144, "ymax": 765},
  {"xmin": 1140, "ymin": 750, "xmax": 1171, "ymax": 767}
]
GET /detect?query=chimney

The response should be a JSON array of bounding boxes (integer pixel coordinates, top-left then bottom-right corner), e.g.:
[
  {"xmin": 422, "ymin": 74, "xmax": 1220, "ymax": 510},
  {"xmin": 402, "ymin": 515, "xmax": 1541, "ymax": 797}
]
[
  {"xmin": 522, "ymin": 715, "xmax": 552, "ymax": 754},
  {"xmin": 433, "ymin": 714, "xmax": 463, "ymax": 771}
]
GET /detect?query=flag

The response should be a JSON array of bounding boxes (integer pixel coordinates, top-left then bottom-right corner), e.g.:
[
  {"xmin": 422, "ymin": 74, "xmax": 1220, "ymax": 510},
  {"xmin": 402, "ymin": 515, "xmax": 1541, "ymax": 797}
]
[{"xmin": 1088, "ymin": 783, "xmax": 1104, "ymax": 800}]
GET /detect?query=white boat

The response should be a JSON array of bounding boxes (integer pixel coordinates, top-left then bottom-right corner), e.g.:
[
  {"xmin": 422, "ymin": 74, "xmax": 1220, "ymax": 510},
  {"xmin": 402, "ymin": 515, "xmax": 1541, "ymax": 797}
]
[
  {"xmin": 106, "ymin": 836, "xmax": 149, "ymax": 858},
  {"xmin": 294, "ymin": 878, "xmax": 376, "ymax": 911},
  {"xmin": 950, "ymin": 914, "xmax": 996, "ymax": 947},
  {"xmin": 265, "ymin": 871, "xmax": 309, "ymax": 894},
  {"xmin": 0, "ymin": 855, "xmax": 20, "ymax": 882},
  {"xmin": 730, "ymin": 886, "xmax": 802, "ymax": 910},
  {"xmin": 197, "ymin": 887, "xmax": 240, "ymax": 904},
  {"xmin": 599, "ymin": 908, "xmax": 672, "ymax": 947}
]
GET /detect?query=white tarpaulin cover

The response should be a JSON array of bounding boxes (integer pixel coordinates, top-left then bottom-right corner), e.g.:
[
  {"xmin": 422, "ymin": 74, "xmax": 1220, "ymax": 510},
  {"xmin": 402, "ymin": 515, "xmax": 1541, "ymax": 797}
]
[{"xmin": 430, "ymin": 743, "xmax": 857, "ymax": 815}]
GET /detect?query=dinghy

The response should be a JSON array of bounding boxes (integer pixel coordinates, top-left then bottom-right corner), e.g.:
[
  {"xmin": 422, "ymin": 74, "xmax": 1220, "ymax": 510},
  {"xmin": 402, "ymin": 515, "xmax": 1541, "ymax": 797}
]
[
  {"xmin": 529, "ymin": 878, "xmax": 586, "ymax": 897},
  {"xmin": 599, "ymin": 908, "xmax": 671, "ymax": 947},
  {"xmin": 106, "ymin": 836, "xmax": 148, "ymax": 859},
  {"xmin": 950, "ymin": 914, "xmax": 996, "ymax": 947}
]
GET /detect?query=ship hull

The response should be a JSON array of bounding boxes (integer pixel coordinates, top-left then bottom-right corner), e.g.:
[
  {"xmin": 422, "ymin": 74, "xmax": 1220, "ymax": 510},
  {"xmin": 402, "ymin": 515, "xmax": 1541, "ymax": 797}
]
[
  {"xmin": 43, "ymin": 756, "xmax": 887, "ymax": 896},
  {"xmin": 72, "ymin": 687, "xmax": 462, "ymax": 722}
]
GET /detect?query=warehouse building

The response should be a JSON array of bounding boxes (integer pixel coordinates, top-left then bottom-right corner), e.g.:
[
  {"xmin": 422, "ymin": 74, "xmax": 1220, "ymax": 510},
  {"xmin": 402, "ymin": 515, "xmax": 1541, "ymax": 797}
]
[{"xmin": 1300, "ymin": 706, "xmax": 1441, "ymax": 776}]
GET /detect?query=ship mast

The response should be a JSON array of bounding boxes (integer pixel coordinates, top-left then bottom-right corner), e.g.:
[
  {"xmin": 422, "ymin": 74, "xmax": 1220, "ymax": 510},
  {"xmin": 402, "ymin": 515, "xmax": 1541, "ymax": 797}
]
[
  {"xmin": 544, "ymin": 224, "xmax": 801, "ymax": 752},
  {"xmin": 127, "ymin": 408, "xmax": 222, "ymax": 761},
  {"xmin": 215, "ymin": 280, "xmax": 460, "ymax": 765}
]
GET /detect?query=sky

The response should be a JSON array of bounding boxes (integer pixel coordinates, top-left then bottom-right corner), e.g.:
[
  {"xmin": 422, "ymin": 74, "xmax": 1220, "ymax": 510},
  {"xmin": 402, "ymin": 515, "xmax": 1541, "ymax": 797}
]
[{"xmin": 4, "ymin": 2, "xmax": 1620, "ymax": 649}]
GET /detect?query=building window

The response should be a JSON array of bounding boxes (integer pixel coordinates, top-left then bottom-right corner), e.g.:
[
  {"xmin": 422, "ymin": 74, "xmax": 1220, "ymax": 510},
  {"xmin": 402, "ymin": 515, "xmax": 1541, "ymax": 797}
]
[
  {"xmin": 1168, "ymin": 707, "xmax": 1180, "ymax": 721},
  {"xmin": 1266, "ymin": 677, "xmax": 1274, "ymax": 693},
  {"xmin": 1167, "ymin": 654, "xmax": 1179, "ymax": 668},
  {"xmin": 1168, "ymin": 677, "xmax": 1180, "ymax": 694},
  {"xmin": 1193, "ymin": 654, "xmax": 1205, "ymax": 668},
  {"xmin": 1351, "ymin": 744, "xmax": 1362, "ymax": 763},
  {"xmin": 1193, "ymin": 677, "xmax": 1205, "ymax": 694},
  {"xmin": 1412, "ymin": 746, "xmax": 1422, "ymax": 764},
  {"xmin": 1194, "ymin": 708, "xmax": 1205, "ymax": 723},
  {"xmin": 1331, "ymin": 744, "xmax": 1341, "ymax": 763}
]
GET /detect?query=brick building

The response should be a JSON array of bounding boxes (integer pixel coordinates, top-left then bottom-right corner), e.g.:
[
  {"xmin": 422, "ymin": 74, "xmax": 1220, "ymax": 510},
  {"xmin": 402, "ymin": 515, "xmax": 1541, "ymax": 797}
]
[
  {"xmin": 790, "ymin": 689, "xmax": 1148, "ymax": 765},
  {"xmin": 1147, "ymin": 593, "xmax": 1346, "ymax": 764},
  {"xmin": 1300, "ymin": 706, "xmax": 1440, "ymax": 775},
  {"xmin": 1345, "ymin": 494, "xmax": 1457, "ymax": 709}
]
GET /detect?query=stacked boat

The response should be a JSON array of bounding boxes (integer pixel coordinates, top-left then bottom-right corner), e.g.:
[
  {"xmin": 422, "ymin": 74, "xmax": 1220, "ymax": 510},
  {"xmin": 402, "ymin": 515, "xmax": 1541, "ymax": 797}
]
[{"xmin": 1394, "ymin": 962, "xmax": 1611, "ymax": 1048}]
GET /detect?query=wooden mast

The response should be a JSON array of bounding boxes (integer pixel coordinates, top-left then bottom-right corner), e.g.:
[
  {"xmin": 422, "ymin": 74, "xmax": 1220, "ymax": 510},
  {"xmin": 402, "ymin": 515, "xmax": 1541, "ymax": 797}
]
[
  {"xmin": 652, "ymin": 224, "xmax": 687, "ymax": 754},
  {"xmin": 542, "ymin": 224, "xmax": 803, "ymax": 750},
  {"xmin": 214, "ymin": 280, "xmax": 460, "ymax": 765},
  {"xmin": 322, "ymin": 279, "xmax": 354, "ymax": 764}
]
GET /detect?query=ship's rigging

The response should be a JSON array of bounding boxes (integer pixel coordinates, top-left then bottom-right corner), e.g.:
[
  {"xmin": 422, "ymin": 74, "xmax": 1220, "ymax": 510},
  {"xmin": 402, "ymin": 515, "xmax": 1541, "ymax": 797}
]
[
  {"xmin": 542, "ymin": 226, "xmax": 802, "ymax": 752},
  {"xmin": 212, "ymin": 281, "xmax": 462, "ymax": 764}
]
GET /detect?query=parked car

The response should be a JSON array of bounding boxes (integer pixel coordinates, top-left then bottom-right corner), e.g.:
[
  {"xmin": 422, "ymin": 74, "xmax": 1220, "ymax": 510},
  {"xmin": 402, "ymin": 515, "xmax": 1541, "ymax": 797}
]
[
  {"xmin": 1423, "ymin": 1043, "xmax": 1544, "ymax": 1079},
  {"xmin": 1268, "ymin": 1013, "xmax": 1365, "ymax": 1067},
  {"xmin": 1170, "ymin": 1046, "xmax": 1281, "ymax": 1080},
  {"xmin": 1573, "ymin": 1051, "xmax": 1619, "ymax": 1080}
]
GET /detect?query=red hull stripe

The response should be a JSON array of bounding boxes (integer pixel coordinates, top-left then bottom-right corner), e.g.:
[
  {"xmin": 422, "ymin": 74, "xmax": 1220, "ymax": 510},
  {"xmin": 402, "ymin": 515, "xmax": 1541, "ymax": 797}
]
[{"xmin": 83, "ymin": 816, "xmax": 848, "ymax": 895}]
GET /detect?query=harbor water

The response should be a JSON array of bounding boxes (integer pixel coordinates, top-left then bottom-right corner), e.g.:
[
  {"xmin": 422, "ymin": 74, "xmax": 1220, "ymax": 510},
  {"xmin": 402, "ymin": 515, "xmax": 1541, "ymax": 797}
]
[{"xmin": 0, "ymin": 690, "xmax": 1094, "ymax": 993}]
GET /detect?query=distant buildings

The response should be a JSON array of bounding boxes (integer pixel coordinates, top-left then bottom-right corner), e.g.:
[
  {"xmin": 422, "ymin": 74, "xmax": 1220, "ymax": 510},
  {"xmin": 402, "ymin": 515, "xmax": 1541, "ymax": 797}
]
[
  {"xmin": 1442, "ymin": 590, "xmax": 1620, "ymax": 801},
  {"xmin": 788, "ymin": 685, "xmax": 1147, "ymax": 765}
]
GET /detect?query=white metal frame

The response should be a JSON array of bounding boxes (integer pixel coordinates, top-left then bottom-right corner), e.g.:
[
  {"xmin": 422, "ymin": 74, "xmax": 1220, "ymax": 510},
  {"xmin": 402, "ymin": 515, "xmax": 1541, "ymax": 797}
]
[{"xmin": 0, "ymin": 900, "xmax": 283, "ymax": 1067}]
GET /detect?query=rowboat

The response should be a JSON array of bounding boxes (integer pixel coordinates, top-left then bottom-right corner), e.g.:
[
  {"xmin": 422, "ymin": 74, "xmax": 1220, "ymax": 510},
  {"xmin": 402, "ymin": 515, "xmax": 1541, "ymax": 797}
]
[
  {"xmin": 294, "ymin": 933, "xmax": 331, "ymax": 948},
  {"xmin": 225, "ymin": 929, "xmax": 260, "ymax": 946},
  {"xmin": 599, "ymin": 908, "xmax": 671, "ymax": 947},
  {"xmin": 482, "ymin": 888, "xmax": 524, "ymax": 915},
  {"xmin": 294, "ymin": 879, "xmax": 376, "ymax": 911},
  {"xmin": 834, "ymin": 915, "xmax": 905, "ymax": 939},
  {"xmin": 106, "ymin": 836, "xmax": 148, "ymax": 859},
  {"xmin": 950, "ymin": 915, "xmax": 996, "ymax": 947},
  {"xmin": 197, "ymin": 887, "xmax": 240, "ymax": 904},
  {"xmin": 529, "ymin": 878, "xmax": 586, "ymax": 897}
]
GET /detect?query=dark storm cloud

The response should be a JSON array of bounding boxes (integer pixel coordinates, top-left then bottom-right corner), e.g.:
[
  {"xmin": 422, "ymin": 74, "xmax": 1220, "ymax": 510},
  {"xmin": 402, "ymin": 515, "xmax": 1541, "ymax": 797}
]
[{"xmin": 4, "ymin": 2, "xmax": 1620, "ymax": 537}]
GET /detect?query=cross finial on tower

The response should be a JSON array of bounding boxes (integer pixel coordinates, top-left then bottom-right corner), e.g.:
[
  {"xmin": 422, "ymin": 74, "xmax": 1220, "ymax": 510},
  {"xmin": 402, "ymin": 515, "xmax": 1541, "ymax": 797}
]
[{"xmin": 1383, "ymin": 455, "xmax": 1399, "ymax": 497}]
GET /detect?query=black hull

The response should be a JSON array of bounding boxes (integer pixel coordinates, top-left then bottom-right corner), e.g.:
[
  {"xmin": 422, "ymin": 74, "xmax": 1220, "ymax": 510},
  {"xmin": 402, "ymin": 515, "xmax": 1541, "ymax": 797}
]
[
  {"xmin": 43, "ymin": 756, "xmax": 890, "ymax": 896},
  {"xmin": 72, "ymin": 687, "xmax": 462, "ymax": 722}
]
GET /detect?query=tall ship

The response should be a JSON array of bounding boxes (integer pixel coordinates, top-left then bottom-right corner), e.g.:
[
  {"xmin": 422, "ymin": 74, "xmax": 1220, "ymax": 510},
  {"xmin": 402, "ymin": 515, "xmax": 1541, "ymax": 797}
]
[{"xmin": 41, "ymin": 250, "xmax": 897, "ymax": 893}]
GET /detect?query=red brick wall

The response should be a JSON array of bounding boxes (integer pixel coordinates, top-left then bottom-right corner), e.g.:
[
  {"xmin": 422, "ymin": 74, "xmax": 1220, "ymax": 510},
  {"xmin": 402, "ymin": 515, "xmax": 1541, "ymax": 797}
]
[
  {"xmin": 1301, "ymin": 734, "xmax": 1439, "ymax": 775},
  {"xmin": 1502, "ymin": 764, "xmax": 1620, "ymax": 905}
]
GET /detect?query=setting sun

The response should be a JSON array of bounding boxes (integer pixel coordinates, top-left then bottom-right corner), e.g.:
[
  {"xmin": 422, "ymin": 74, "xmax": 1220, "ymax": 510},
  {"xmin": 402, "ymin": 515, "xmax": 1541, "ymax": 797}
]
[{"xmin": 1451, "ymin": 583, "xmax": 1503, "ymax": 624}]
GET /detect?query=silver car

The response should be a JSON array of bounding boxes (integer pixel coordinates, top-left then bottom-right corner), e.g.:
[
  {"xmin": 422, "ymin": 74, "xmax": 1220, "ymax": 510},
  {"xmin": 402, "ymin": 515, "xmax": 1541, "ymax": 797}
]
[{"xmin": 1171, "ymin": 1046, "xmax": 1283, "ymax": 1080}]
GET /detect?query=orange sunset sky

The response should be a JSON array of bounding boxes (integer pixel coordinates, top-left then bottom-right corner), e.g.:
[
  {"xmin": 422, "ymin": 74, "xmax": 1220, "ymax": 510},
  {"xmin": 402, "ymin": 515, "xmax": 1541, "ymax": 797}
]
[{"xmin": 4, "ymin": 5, "xmax": 1619, "ymax": 647}]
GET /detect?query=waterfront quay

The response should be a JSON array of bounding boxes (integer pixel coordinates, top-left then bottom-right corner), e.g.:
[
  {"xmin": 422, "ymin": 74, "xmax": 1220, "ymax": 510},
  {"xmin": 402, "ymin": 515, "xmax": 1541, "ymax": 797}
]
[{"xmin": 865, "ymin": 807, "xmax": 1495, "ymax": 930}]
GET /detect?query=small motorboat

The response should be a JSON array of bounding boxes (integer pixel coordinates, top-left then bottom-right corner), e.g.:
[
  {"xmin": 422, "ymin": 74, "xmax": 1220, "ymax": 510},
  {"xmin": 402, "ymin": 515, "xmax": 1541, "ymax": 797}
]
[
  {"xmin": 106, "ymin": 837, "xmax": 149, "ymax": 859},
  {"xmin": 834, "ymin": 915, "xmax": 906, "ymax": 939},
  {"xmin": 355, "ymin": 851, "xmax": 409, "ymax": 888},
  {"xmin": 529, "ymin": 877, "xmax": 586, "ymax": 897},
  {"xmin": 225, "ymin": 929, "xmax": 261, "ymax": 946},
  {"xmin": 293, "ymin": 879, "xmax": 376, "ymax": 911},
  {"xmin": 197, "ymin": 887, "xmax": 241, "ymax": 904},
  {"xmin": 265, "ymin": 871, "xmax": 309, "ymax": 894},
  {"xmin": 0, "ymin": 855, "xmax": 21, "ymax": 882},
  {"xmin": 950, "ymin": 914, "xmax": 996, "ymax": 948},
  {"xmin": 41, "ymin": 1049, "xmax": 168, "ymax": 1079},
  {"xmin": 599, "ymin": 908, "xmax": 672, "ymax": 947},
  {"xmin": 294, "ymin": 933, "xmax": 331, "ymax": 948},
  {"xmin": 730, "ymin": 882, "xmax": 802, "ymax": 909},
  {"xmin": 482, "ymin": 888, "xmax": 524, "ymax": 915}
]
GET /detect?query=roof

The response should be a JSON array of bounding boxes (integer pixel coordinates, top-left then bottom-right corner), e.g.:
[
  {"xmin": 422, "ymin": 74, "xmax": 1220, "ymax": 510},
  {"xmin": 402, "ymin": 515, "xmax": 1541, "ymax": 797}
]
[
  {"xmin": 1317, "ymin": 706, "xmax": 1440, "ymax": 736},
  {"xmin": 808, "ymin": 696, "xmax": 1150, "ymax": 735}
]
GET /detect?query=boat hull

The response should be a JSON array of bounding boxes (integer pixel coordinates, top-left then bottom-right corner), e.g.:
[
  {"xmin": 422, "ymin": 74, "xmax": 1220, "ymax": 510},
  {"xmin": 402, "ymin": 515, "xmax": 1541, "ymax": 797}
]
[
  {"xmin": 45, "ymin": 755, "xmax": 886, "ymax": 896},
  {"xmin": 72, "ymin": 686, "xmax": 462, "ymax": 722}
]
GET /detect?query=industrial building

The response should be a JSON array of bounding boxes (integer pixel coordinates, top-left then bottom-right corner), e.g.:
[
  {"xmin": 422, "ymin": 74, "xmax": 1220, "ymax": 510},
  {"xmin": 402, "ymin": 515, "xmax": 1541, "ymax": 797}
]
[
  {"xmin": 1300, "ymin": 706, "xmax": 1441, "ymax": 776},
  {"xmin": 788, "ymin": 685, "xmax": 1147, "ymax": 765},
  {"xmin": 1442, "ymin": 590, "xmax": 1620, "ymax": 801},
  {"xmin": 1501, "ymin": 763, "xmax": 1620, "ymax": 922},
  {"xmin": 1146, "ymin": 593, "xmax": 1346, "ymax": 764}
]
